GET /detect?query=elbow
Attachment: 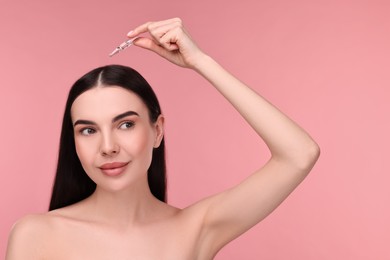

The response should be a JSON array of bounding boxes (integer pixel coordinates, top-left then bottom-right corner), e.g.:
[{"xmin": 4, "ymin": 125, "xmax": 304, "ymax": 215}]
[
  {"xmin": 296, "ymin": 140, "xmax": 320, "ymax": 173},
  {"xmin": 271, "ymin": 139, "xmax": 320, "ymax": 174}
]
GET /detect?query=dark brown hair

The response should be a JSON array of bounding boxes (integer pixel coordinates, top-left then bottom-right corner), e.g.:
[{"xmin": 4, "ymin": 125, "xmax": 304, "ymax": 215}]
[{"xmin": 49, "ymin": 65, "xmax": 166, "ymax": 210}]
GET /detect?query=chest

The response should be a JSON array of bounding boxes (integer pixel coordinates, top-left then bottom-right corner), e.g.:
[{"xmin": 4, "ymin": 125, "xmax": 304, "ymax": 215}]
[{"xmin": 42, "ymin": 219, "xmax": 208, "ymax": 260}]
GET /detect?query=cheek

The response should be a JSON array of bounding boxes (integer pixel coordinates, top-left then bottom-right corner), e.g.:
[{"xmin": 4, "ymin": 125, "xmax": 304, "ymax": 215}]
[
  {"xmin": 74, "ymin": 137, "xmax": 97, "ymax": 169},
  {"xmin": 122, "ymin": 127, "xmax": 155, "ymax": 162}
]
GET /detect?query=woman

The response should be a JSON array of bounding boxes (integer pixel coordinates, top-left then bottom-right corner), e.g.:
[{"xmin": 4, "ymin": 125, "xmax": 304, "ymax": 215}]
[{"xmin": 6, "ymin": 18, "xmax": 320, "ymax": 259}]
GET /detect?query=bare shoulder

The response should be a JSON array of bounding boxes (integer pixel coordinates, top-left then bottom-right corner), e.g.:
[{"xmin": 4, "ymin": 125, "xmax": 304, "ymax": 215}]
[
  {"xmin": 6, "ymin": 213, "xmax": 55, "ymax": 259},
  {"xmin": 8, "ymin": 213, "xmax": 53, "ymax": 241}
]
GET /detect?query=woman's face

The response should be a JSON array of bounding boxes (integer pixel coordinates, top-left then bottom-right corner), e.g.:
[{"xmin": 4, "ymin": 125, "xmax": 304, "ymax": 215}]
[{"xmin": 70, "ymin": 86, "xmax": 164, "ymax": 192}]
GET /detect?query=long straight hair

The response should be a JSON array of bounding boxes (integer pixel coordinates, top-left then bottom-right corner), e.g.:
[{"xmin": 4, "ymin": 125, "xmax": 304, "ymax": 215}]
[{"xmin": 49, "ymin": 65, "xmax": 166, "ymax": 210}]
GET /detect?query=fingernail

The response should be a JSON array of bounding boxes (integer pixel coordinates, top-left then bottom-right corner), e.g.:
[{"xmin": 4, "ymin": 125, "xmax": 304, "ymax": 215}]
[{"xmin": 127, "ymin": 30, "xmax": 134, "ymax": 37}]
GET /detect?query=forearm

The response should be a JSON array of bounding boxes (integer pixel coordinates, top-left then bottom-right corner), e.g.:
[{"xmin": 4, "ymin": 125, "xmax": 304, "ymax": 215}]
[
  {"xmin": 130, "ymin": 18, "xmax": 319, "ymax": 169},
  {"xmin": 193, "ymin": 54, "xmax": 320, "ymax": 169}
]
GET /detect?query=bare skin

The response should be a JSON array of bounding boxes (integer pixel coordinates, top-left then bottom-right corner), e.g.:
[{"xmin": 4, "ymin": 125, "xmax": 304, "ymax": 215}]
[{"xmin": 6, "ymin": 18, "xmax": 320, "ymax": 260}]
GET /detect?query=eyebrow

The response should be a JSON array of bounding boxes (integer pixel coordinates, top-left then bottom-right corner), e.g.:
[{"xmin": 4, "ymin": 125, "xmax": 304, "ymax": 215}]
[{"xmin": 73, "ymin": 110, "xmax": 139, "ymax": 127}]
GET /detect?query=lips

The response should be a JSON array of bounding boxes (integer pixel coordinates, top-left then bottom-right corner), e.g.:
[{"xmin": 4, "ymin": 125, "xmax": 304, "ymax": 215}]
[{"xmin": 99, "ymin": 162, "xmax": 129, "ymax": 176}]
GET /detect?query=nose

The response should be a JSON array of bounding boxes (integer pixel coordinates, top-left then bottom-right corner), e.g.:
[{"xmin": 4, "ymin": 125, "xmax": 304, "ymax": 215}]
[{"xmin": 100, "ymin": 131, "xmax": 120, "ymax": 157}]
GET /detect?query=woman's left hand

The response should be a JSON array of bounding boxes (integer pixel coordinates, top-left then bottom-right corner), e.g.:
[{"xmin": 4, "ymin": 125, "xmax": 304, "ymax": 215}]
[{"xmin": 128, "ymin": 18, "xmax": 206, "ymax": 69}]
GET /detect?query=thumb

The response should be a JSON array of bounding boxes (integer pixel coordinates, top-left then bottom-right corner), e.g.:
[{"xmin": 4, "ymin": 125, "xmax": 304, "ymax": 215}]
[{"xmin": 133, "ymin": 37, "xmax": 174, "ymax": 59}]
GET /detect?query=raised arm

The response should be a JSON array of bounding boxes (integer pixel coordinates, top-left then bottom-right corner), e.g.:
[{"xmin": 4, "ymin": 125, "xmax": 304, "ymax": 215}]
[{"xmin": 129, "ymin": 18, "xmax": 320, "ymax": 253}]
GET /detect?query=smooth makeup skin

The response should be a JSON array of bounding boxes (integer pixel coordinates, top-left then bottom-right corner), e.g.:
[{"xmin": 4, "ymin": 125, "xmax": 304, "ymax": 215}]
[{"xmin": 71, "ymin": 86, "xmax": 163, "ymax": 193}]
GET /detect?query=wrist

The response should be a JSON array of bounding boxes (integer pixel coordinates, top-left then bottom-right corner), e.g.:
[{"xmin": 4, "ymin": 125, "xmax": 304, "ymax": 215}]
[{"xmin": 190, "ymin": 52, "xmax": 215, "ymax": 72}]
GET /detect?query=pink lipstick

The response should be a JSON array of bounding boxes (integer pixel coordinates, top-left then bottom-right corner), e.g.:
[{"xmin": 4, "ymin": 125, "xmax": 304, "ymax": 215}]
[{"xmin": 99, "ymin": 162, "xmax": 129, "ymax": 177}]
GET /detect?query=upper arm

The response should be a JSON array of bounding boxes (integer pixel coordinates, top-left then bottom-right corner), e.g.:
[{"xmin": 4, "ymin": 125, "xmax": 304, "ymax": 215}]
[
  {"xmin": 6, "ymin": 215, "xmax": 46, "ymax": 260},
  {"xmin": 193, "ymin": 152, "xmax": 319, "ymax": 253}
]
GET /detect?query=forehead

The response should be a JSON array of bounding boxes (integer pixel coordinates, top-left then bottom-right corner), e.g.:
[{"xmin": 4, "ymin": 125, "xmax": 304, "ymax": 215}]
[{"xmin": 71, "ymin": 86, "xmax": 148, "ymax": 121}]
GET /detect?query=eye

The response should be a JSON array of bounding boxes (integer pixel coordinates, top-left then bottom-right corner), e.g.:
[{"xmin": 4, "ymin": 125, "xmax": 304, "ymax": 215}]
[
  {"xmin": 119, "ymin": 121, "xmax": 135, "ymax": 130},
  {"xmin": 80, "ymin": 128, "xmax": 96, "ymax": 136}
]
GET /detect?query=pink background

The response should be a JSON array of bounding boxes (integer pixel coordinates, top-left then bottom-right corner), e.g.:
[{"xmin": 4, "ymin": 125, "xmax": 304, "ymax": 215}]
[{"xmin": 1, "ymin": 0, "xmax": 389, "ymax": 259}]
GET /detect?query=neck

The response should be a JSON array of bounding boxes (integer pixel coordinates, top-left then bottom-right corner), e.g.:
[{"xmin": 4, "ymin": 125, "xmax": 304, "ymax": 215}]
[{"xmin": 83, "ymin": 178, "xmax": 163, "ymax": 227}]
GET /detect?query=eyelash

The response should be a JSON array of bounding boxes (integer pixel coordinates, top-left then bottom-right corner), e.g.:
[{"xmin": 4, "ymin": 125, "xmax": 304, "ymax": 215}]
[
  {"xmin": 79, "ymin": 128, "xmax": 96, "ymax": 136},
  {"xmin": 78, "ymin": 121, "xmax": 135, "ymax": 136},
  {"xmin": 119, "ymin": 121, "xmax": 135, "ymax": 130}
]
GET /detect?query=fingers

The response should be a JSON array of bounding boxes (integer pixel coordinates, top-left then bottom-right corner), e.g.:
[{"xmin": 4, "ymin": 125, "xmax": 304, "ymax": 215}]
[
  {"xmin": 132, "ymin": 37, "xmax": 174, "ymax": 59},
  {"xmin": 127, "ymin": 17, "xmax": 202, "ymax": 68},
  {"xmin": 127, "ymin": 18, "xmax": 184, "ymax": 50},
  {"xmin": 128, "ymin": 18, "xmax": 182, "ymax": 37},
  {"xmin": 133, "ymin": 37, "xmax": 184, "ymax": 66}
]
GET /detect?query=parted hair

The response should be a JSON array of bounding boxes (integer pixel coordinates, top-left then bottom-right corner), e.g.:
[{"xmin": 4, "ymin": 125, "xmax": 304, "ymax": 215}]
[{"xmin": 49, "ymin": 65, "xmax": 166, "ymax": 210}]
